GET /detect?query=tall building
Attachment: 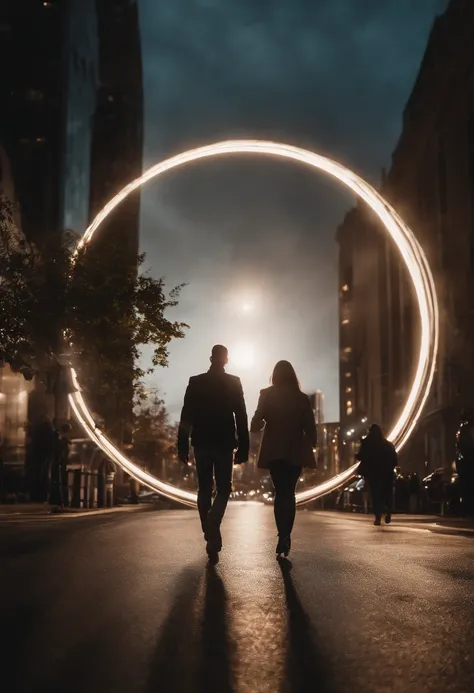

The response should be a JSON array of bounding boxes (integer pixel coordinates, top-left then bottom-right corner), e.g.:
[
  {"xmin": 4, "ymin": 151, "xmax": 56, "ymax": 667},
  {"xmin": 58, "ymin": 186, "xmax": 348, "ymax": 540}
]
[
  {"xmin": 308, "ymin": 390, "xmax": 325, "ymax": 424},
  {"xmin": 0, "ymin": 0, "xmax": 143, "ymax": 469},
  {"xmin": 0, "ymin": 0, "xmax": 101, "ymax": 240},
  {"xmin": 308, "ymin": 391, "xmax": 341, "ymax": 479},
  {"xmin": 0, "ymin": 0, "xmax": 98, "ymax": 467},
  {"xmin": 61, "ymin": 0, "xmax": 99, "ymax": 235},
  {"xmin": 336, "ymin": 0, "xmax": 474, "ymax": 475},
  {"xmin": 317, "ymin": 422, "xmax": 341, "ymax": 479},
  {"xmin": 87, "ymin": 0, "xmax": 143, "ymax": 442},
  {"xmin": 89, "ymin": 0, "xmax": 143, "ymax": 257},
  {"xmin": 336, "ymin": 199, "xmax": 413, "ymax": 467}
]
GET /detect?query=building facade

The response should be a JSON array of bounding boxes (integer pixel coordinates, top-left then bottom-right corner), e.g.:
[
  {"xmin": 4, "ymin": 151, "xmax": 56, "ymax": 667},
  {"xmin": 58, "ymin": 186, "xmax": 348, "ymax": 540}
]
[
  {"xmin": 0, "ymin": 1, "xmax": 143, "ymax": 474},
  {"xmin": 337, "ymin": 0, "xmax": 474, "ymax": 475},
  {"xmin": 317, "ymin": 422, "xmax": 342, "ymax": 480},
  {"xmin": 89, "ymin": 0, "xmax": 143, "ymax": 257},
  {"xmin": 86, "ymin": 0, "xmax": 144, "ymax": 444},
  {"xmin": 309, "ymin": 390, "xmax": 325, "ymax": 424}
]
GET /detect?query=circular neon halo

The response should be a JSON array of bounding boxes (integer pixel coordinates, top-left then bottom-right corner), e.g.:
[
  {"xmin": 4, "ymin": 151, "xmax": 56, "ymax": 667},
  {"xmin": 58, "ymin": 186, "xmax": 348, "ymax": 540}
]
[{"xmin": 68, "ymin": 140, "xmax": 438, "ymax": 507}]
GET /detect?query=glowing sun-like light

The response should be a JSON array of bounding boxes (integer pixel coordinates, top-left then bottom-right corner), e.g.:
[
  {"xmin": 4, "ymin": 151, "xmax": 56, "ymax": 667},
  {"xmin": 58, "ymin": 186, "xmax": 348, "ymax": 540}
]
[
  {"xmin": 230, "ymin": 343, "xmax": 256, "ymax": 370},
  {"xmin": 69, "ymin": 140, "xmax": 438, "ymax": 508}
]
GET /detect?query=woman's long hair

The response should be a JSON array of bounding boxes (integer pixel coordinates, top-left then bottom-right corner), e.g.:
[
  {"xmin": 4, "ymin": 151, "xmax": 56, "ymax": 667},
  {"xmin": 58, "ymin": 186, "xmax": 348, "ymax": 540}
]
[
  {"xmin": 367, "ymin": 424, "xmax": 384, "ymax": 442},
  {"xmin": 271, "ymin": 360, "xmax": 301, "ymax": 390}
]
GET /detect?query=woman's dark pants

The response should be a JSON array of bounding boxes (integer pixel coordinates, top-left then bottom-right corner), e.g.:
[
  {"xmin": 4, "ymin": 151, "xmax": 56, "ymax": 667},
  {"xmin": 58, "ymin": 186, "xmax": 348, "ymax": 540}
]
[
  {"xmin": 269, "ymin": 460, "xmax": 302, "ymax": 538},
  {"xmin": 370, "ymin": 481, "xmax": 393, "ymax": 520}
]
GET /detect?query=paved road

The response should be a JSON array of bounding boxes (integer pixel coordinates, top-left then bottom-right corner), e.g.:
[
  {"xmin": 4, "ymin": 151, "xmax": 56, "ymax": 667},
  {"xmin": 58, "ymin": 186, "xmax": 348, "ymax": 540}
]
[{"xmin": 1, "ymin": 504, "xmax": 473, "ymax": 693}]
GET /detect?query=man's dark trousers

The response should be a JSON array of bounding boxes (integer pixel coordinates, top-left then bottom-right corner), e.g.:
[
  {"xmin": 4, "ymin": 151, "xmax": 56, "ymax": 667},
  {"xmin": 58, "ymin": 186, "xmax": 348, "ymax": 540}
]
[{"xmin": 195, "ymin": 448, "xmax": 234, "ymax": 533}]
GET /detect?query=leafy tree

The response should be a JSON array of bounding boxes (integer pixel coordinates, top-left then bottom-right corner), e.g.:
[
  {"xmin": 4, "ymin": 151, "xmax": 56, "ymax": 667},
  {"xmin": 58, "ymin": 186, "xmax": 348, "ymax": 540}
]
[
  {"xmin": 132, "ymin": 389, "xmax": 178, "ymax": 476},
  {"xmin": 0, "ymin": 195, "xmax": 37, "ymax": 379},
  {"xmin": 0, "ymin": 195, "xmax": 187, "ymax": 435},
  {"xmin": 66, "ymin": 234, "xmax": 187, "ymax": 434}
]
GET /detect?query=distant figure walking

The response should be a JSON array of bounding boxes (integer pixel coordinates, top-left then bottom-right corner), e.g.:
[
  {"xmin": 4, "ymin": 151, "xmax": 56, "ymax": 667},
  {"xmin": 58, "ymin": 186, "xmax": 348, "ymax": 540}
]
[
  {"xmin": 357, "ymin": 424, "xmax": 397, "ymax": 526},
  {"xmin": 251, "ymin": 361, "xmax": 317, "ymax": 558},
  {"xmin": 178, "ymin": 345, "xmax": 249, "ymax": 562}
]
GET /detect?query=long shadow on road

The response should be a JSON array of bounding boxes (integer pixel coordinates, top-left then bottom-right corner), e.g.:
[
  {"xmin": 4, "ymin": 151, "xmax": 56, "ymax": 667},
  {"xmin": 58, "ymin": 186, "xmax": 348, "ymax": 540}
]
[
  {"xmin": 197, "ymin": 565, "xmax": 236, "ymax": 693},
  {"xmin": 148, "ymin": 559, "xmax": 336, "ymax": 693},
  {"xmin": 146, "ymin": 565, "xmax": 203, "ymax": 692},
  {"xmin": 279, "ymin": 559, "xmax": 338, "ymax": 693},
  {"xmin": 147, "ymin": 563, "xmax": 236, "ymax": 693}
]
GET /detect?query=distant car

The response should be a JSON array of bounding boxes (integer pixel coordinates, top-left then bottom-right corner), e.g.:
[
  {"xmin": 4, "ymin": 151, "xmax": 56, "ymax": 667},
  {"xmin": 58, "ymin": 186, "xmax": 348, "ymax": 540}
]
[
  {"xmin": 137, "ymin": 490, "xmax": 161, "ymax": 503},
  {"xmin": 262, "ymin": 492, "xmax": 274, "ymax": 505},
  {"xmin": 421, "ymin": 467, "xmax": 460, "ymax": 514},
  {"xmin": 342, "ymin": 477, "xmax": 366, "ymax": 512},
  {"xmin": 231, "ymin": 490, "xmax": 248, "ymax": 501}
]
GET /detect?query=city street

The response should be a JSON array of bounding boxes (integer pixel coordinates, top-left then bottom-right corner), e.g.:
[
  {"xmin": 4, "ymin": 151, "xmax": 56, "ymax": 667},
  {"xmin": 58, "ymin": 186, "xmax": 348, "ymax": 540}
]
[{"xmin": 1, "ymin": 504, "xmax": 473, "ymax": 693}]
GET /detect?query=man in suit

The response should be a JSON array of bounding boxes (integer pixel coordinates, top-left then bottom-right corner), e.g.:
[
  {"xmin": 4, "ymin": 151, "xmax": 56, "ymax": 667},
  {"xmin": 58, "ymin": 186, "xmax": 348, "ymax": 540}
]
[{"xmin": 178, "ymin": 344, "xmax": 249, "ymax": 559}]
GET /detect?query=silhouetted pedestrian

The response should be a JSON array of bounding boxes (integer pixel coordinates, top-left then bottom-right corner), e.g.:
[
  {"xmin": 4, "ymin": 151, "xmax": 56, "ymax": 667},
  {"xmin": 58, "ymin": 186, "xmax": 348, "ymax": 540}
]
[
  {"xmin": 356, "ymin": 424, "xmax": 397, "ymax": 526},
  {"xmin": 178, "ymin": 345, "xmax": 249, "ymax": 562},
  {"xmin": 251, "ymin": 360, "xmax": 317, "ymax": 557}
]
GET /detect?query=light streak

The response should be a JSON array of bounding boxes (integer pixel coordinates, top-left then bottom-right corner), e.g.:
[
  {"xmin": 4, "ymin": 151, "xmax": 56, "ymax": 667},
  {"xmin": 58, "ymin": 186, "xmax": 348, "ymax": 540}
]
[{"xmin": 69, "ymin": 140, "xmax": 438, "ymax": 507}]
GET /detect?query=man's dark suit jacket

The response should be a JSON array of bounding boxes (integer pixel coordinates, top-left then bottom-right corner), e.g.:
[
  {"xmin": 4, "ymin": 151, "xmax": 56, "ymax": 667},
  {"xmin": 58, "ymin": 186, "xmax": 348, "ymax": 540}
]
[{"xmin": 178, "ymin": 367, "xmax": 249, "ymax": 457}]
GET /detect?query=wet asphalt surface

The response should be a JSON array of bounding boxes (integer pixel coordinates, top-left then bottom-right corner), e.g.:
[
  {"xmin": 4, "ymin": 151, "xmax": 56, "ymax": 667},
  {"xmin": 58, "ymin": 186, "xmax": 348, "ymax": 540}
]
[{"xmin": 1, "ymin": 503, "xmax": 473, "ymax": 693}]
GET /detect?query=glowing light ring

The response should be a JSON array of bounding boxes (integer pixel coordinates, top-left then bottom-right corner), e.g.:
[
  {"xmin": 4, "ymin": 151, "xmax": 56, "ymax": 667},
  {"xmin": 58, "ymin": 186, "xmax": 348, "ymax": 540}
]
[{"xmin": 69, "ymin": 140, "xmax": 438, "ymax": 507}]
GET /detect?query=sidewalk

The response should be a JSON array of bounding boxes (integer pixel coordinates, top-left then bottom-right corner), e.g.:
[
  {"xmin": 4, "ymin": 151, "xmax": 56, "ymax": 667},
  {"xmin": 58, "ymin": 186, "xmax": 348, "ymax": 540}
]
[
  {"xmin": 0, "ymin": 502, "xmax": 149, "ymax": 519},
  {"xmin": 315, "ymin": 510, "xmax": 474, "ymax": 535}
]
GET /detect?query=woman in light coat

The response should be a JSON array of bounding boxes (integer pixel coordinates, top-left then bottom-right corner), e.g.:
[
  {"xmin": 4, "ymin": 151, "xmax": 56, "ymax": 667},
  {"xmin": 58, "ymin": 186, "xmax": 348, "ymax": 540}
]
[{"xmin": 251, "ymin": 360, "xmax": 317, "ymax": 557}]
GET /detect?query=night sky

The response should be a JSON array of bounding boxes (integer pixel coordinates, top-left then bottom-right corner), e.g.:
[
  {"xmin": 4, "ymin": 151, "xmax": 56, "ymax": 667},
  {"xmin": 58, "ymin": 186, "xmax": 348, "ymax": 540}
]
[{"xmin": 138, "ymin": 0, "xmax": 447, "ymax": 423}]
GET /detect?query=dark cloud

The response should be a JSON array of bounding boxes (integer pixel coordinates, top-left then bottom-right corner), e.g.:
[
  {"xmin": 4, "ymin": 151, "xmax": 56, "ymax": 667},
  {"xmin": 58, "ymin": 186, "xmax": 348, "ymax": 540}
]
[{"xmin": 138, "ymin": 0, "xmax": 447, "ymax": 420}]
